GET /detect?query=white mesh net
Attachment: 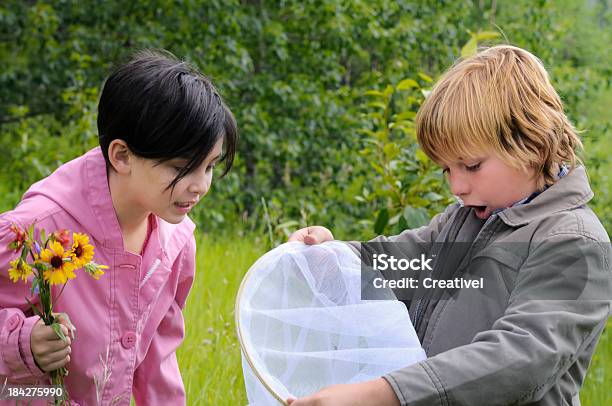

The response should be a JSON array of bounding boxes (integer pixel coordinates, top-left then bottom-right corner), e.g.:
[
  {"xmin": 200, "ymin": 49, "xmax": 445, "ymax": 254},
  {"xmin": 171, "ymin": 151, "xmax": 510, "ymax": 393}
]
[{"xmin": 236, "ymin": 241, "xmax": 426, "ymax": 405}]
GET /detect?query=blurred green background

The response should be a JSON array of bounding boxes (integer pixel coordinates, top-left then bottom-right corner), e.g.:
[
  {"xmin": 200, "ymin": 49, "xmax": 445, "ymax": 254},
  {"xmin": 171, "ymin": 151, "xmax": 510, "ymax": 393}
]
[{"xmin": 1, "ymin": 0, "xmax": 609, "ymax": 404}]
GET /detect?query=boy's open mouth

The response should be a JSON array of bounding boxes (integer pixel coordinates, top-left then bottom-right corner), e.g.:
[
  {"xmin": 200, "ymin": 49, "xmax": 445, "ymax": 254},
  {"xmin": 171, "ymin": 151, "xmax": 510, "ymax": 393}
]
[{"xmin": 470, "ymin": 205, "xmax": 492, "ymax": 220}]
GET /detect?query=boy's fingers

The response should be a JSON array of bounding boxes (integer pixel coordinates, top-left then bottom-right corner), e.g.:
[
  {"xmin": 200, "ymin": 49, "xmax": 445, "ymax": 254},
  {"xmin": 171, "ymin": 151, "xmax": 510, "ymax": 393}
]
[
  {"xmin": 306, "ymin": 226, "xmax": 334, "ymax": 245},
  {"xmin": 303, "ymin": 234, "xmax": 320, "ymax": 245},
  {"xmin": 288, "ymin": 230, "xmax": 307, "ymax": 242},
  {"xmin": 289, "ymin": 226, "xmax": 334, "ymax": 244}
]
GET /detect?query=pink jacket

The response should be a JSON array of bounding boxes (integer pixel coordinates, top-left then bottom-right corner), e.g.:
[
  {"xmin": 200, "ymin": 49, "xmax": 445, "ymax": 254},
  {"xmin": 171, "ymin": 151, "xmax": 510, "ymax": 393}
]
[{"xmin": 0, "ymin": 147, "xmax": 196, "ymax": 405}]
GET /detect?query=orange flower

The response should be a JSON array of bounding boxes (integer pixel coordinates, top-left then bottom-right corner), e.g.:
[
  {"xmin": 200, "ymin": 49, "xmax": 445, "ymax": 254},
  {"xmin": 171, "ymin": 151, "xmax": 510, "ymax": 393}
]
[
  {"xmin": 52, "ymin": 229, "xmax": 71, "ymax": 249},
  {"xmin": 7, "ymin": 224, "xmax": 27, "ymax": 252}
]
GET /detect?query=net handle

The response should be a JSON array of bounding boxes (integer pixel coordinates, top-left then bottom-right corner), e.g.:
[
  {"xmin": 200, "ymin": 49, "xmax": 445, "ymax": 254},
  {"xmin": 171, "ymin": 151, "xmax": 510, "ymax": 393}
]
[{"xmin": 235, "ymin": 261, "xmax": 289, "ymax": 406}]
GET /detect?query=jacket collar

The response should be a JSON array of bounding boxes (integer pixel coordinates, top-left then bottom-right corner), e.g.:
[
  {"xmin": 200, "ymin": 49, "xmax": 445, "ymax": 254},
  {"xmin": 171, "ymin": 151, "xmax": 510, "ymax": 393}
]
[{"xmin": 498, "ymin": 166, "xmax": 593, "ymax": 227}]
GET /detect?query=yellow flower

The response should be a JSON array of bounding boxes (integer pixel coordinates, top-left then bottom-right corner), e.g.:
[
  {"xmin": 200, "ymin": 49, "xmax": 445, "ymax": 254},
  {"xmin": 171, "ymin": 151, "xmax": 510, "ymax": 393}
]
[
  {"xmin": 40, "ymin": 241, "xmax": 75, "ymax": 285},
  {"xmin": 70, "ymin": 233, "xmax": 94, "ymax": 268},
  {"xmin": 7, "ymin": 259, "xmax": 33, "ymax": 283}
]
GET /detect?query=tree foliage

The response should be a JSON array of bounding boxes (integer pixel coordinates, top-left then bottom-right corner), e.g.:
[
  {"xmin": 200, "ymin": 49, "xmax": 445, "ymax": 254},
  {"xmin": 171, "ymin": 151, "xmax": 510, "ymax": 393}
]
[{"xmin": 0, "ymin": 0, "xmax": 609, "ymax": 241}]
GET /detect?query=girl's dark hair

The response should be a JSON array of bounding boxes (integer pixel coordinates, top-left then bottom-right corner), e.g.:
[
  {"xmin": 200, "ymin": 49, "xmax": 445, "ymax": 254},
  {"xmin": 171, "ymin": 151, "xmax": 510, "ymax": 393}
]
[{"xmin": 97, "ymin": 49, "xmax": 237, "ymax": 190}]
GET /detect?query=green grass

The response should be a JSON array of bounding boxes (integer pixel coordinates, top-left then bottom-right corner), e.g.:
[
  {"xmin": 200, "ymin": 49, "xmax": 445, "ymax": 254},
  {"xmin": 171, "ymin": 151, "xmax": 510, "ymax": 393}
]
[
  {"xmin": 178, "ymin": 232, "xmax": 610, "ymax": 405},
  {"xmin": 581, "ymin": 320, "xmax": 612, "ymax": 405},
  {"xmin": 178, "ymin": 233, "xmax": 267, "ymax": 405}
]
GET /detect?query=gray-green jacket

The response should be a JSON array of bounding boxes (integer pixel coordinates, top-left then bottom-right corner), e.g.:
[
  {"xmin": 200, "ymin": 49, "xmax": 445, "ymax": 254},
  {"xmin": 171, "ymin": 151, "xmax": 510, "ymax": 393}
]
[{"xmin": 353, "ymin": 166, "xmax": 611, "ymax": 405}]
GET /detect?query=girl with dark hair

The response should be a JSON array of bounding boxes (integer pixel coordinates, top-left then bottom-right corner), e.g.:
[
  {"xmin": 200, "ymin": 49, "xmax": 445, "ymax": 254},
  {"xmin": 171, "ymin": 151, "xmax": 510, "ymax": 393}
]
[{"xmin": 0, "ymin": 49, "xmax": 237, "ymax": 405}]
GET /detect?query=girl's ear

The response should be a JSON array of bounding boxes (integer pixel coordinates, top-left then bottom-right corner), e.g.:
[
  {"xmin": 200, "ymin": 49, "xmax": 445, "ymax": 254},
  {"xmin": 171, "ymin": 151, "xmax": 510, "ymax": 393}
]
[{"xmin": 107, "ymin": 140, "xmax": 133, "ymax": 175}]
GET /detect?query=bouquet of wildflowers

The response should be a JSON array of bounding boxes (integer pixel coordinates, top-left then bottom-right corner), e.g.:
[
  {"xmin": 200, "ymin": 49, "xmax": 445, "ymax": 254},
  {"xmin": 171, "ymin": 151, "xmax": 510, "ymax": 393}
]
[{"xmin": 6, "ymin": 223, "xmax": 107, "ymax": 405}]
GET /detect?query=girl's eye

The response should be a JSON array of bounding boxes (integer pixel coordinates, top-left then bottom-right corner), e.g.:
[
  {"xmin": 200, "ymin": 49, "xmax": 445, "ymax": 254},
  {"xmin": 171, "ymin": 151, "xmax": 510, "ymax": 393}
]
[
  {"xmin": 466, "ymin": 162, "xmax": 481, "ymax": 172},
  {"xmin": 173, "ymin": 166, "xmax": 185, "ymax": 173},
  {"xmin": 206, "ymin": 164, "xmax": 216, "ymax": 173}
]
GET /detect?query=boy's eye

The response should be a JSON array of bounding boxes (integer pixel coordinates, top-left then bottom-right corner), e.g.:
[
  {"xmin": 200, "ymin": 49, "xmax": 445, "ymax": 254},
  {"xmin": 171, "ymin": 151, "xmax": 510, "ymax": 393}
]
[
  {"xmin": 442, "ymin": 167, "xmax": 450, "ymax": 176},
  {"xmin": 465, "ymin": 162, "xmax": 481, "ymax": 172}
]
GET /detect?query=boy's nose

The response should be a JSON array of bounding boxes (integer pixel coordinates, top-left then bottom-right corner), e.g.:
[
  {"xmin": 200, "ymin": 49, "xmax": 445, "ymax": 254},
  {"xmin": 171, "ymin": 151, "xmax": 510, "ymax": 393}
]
[{"xmin": 449, "ymin": 173, "xmax": 470, "ymax": 197}]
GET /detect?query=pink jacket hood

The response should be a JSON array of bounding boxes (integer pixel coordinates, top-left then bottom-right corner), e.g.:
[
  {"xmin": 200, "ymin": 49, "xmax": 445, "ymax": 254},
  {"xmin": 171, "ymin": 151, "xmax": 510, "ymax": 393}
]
[{"xmin": 1, "ymin": 147, "xmax": 197, "ymax": 405}]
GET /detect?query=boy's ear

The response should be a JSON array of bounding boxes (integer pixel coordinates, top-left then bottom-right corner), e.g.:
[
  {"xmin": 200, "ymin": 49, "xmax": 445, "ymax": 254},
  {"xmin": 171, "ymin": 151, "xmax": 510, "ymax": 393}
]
[{"xmin": 107, "ymin": 140, "xmax": 133, "ymax": 175}]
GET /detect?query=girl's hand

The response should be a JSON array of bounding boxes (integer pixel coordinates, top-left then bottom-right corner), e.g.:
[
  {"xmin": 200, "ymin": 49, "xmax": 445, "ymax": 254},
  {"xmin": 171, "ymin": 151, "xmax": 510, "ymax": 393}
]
[
  {"xmin": 286, "ymin": 378, "xmax": 400, "ymax": 406},
  {"xmin": 288, "ymin": 226, "xmax": 334, "ymax": 245},
  {"xmin": 30, "ymin": 318, "xmax": 72, "ymax": 372}
]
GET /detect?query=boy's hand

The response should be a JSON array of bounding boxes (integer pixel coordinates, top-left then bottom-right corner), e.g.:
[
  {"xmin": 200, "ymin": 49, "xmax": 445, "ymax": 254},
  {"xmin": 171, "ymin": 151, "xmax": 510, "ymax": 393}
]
[
  {"xmin": 30, "ymin": 318, "xmax": 72, "ymax": 372},
  {"xmin": 288, "ymin": 226, "xmax": 334, "ymax": 245},
  {"xmin": 286, "ymin": 378, "xmax": 400, "ymax": 406}
]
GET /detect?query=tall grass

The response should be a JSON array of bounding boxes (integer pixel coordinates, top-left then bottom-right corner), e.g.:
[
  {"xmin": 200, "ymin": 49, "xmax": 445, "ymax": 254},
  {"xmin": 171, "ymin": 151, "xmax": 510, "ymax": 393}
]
[
  {"xmin": 178, "ymin": 232, "xmax": 610, "ymax": 405},
  {"xmin": 178, "ymin": 233, "xmax": 266, "ymax": 404}
]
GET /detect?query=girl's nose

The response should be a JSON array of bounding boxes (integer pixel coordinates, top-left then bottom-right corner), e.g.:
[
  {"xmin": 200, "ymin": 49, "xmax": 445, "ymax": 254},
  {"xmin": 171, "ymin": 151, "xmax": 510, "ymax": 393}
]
[{"xmin": 188, "ymin": 170, "xmax": 211, "ymax": 196}]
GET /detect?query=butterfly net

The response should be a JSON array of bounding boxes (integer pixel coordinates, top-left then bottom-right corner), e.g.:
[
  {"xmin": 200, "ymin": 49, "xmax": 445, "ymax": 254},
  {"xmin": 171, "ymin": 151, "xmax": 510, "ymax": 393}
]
[{"xmin": 236, "ymin": 241, "xmax": 426, "ymax": 405}]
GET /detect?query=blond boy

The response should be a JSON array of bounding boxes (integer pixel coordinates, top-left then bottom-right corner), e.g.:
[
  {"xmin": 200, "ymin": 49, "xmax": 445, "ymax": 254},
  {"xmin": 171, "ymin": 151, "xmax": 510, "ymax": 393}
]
[{"xmin": 288, "ymin": 46, "xmax": 611, "ymax": 406}]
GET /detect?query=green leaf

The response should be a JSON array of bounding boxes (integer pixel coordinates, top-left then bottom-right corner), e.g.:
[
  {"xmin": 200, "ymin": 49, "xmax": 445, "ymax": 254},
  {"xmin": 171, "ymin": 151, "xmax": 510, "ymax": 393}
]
[
  {"xmin": 383, "ymin": 143, "xmax": 400, "ymax": 159},
  {"xmin": 275, "ymin": 220, "xmax": 299, "ymax": 231},
  {"xmin": 396, "ymin": 214, "xmax": 408, "ymax": 233},
  {"xmin": 374, "ymin": 208, "xmax": 389, "ymax": 235},
  {"xmin": 388, "ymin": 213, "xmax": 401, "ymax": 226},
  {"xmin": 30, "ymin": 277, "xmax": 39, "ymax": 296},
  {"xmin": 364, "ymin": 90, "xmax": 384, "ymax": 98},
  {"xmin": 55, "ymin": 312, "xmax": 76, "ymax": 339},
  {"xmin": 395, "ymin": 111, "xmax": 416, "ymax": 121},
  {"xmin": 476, "ymin": 31, "xmax": 501, "ymax": 41},
  {"xmin": 51, "ymin": 322, "xmax": 68, "ymax": 342},
  {"xmin": 373, "ymin": 130, "xmax": 388, "ymax": 142},
  {"xmin": 461, "ymin": 37, "xmax": 478, "ymax": 58},
  {"xmin": 370, "ymin": 162, "xmax": 385, "ymax": 175},
  {"xmin": 396, "ymin": 79, "xmax": 419, "ymax": 90},
  {"xmin": 417, "ymin": 72, "xmax": 433, "ymax": 83},
  {"xmin": 25, "ymin": 297, "xmax": 43, "ymax": 319},
  {"xmin": 415, "ymin": 149, "xmax": 429, "ymax": 164},
  {"xmin": 368, "ymin": 101, "xmax": 387, "ymax": 110},
  {"xmin": 424, "ymin": 192, "xmax": 443, "ymax": 202},
  {"xmin": 383, "ymin": 85, "xmax": 394, "ymax": 99},
  {"xmin": 403, "ymin": 206, "xmax": 430, "ymax": 229}
]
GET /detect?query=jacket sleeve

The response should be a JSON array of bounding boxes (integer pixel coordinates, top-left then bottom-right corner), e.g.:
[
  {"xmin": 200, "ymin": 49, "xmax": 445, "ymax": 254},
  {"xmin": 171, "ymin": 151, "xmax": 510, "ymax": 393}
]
[
  {"xmin": 132, "ymin": 235, "xmax": 196, "ymax": 405},
  {"xmin": 0, "ymin": 216, "xmax": 47, "ymax": 382},
  {"xmin": 383, "ymin": 233, "xmax": 612, "ymax": 405}
]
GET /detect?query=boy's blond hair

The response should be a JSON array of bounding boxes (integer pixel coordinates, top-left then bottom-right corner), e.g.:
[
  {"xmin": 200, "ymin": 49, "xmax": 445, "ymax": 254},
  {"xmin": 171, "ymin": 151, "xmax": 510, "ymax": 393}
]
[{"xmin": 416, "ymin": 45, "xmax": 581, "ymax": 189}]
